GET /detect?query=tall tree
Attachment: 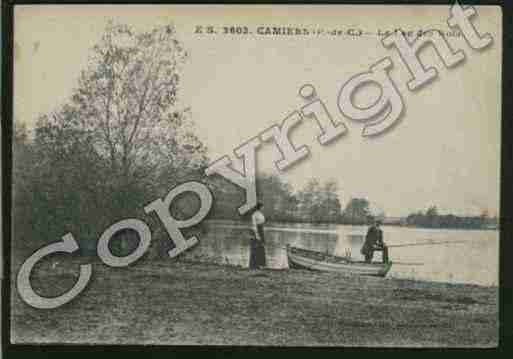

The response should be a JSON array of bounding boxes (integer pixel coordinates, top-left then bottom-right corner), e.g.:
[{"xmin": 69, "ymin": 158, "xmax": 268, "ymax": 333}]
[
  {"xmin": 40, "ymin": 22, "xmax": 207, "ymax": 195},
  {"xmin": 17, "ymin": 22, "xmax": 208, "ymax": 255},
  {"xmin": 256, "ymin": 173, "xmax": 299, "ymax": 222},
  {"xmin": 296, "ymin": 178, "xmax": 321, "ymax": 221},
  {"xmin": 319, "ymin": 180, "xmax": 342, "ymax": 222},
  {"xmin": 12, "ymin": 122, "xmax": 38, "ymax": 254},
  {"xmin": 296, "ymin": 179, "xmax": 342, "ymax": 223},
  {"xmin": 342, "ymin": 198, "xmax": 371, "ymax": 224}
]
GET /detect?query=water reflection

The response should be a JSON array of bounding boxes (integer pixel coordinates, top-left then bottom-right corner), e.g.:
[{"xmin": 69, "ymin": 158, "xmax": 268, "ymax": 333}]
[{"xmin": 188, "ymin": 221, "xmax": 498, "ymax": 286}]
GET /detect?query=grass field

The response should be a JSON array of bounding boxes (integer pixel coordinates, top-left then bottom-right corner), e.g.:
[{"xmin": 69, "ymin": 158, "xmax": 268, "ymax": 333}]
[{"xmin": 10, "ymin": 258, "xmax": 498, "ymax": 346}]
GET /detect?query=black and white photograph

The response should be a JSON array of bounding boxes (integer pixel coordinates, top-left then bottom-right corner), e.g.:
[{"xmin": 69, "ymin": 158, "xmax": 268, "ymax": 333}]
[{"xmin": 3, "ymin": 3, "xmax": 505, "ymax": 348}]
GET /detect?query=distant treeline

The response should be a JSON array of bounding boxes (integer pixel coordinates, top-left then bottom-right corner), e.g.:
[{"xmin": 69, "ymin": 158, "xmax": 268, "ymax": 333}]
[
  {"xmin": 207, "ymin": 174, "xmax": 377, "ymax": 225},
  {"xmin": 208, "ymin": 176, "xmax": 497, "ymax": 230},
  {"xmin": 405, "ymin": 206, "xmax": 497, "ymax": 230}
]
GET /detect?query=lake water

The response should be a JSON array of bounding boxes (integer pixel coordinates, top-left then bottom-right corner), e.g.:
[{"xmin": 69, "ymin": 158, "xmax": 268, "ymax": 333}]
[{"xmin": 188, "ymin": 220, "xmax": 498, "ymax": 286}]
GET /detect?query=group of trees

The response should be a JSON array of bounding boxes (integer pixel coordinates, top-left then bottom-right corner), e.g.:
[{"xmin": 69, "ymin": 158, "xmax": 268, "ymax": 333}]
[
  {"xmin": 406, "ymin": 206, "xmax": 496, "ymax": 229},
  {"xmin": 340, "ymin": 198, "xmax": 375, "ymax": 225},
  {"xmin": 295, "ymin": 179, "xmax": 342, "ymax": 223},
  {"xmin": 13, "ymin": 23, "xmax": 207, "ymax": 258},
  {"xmin": 206, "ymin": 175, "xmax": 337, "ymax": 223},
  {"xmin": 13, "ymin": 21, "xmax": 382, "ymax": 261},
  {"xmin": 27, "ymin": 22, "xmax": 495, "ymax": 264},
  {"xmin": 206, "ymin": 174, "xmax": 377, "ymax": 225}
]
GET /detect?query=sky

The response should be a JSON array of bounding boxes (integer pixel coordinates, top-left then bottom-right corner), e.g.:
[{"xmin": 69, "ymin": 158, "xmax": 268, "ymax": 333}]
[{"xmin": 13, "ymin": 5, "xmax": 502, "ymax": 217}]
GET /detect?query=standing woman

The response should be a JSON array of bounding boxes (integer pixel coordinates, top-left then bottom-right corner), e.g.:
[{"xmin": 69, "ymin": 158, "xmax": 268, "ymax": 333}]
[{"xmin": 249, "ymin": 202, "xmax": 267, "ymax": 270}]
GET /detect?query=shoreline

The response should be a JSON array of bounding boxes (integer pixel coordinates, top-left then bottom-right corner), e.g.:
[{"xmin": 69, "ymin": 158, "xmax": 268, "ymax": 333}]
[
  {"xmin": 205, "ymin": 219, "xmax": 499, "ymax": 231},
  {"xmin": 184, "ymin": 257, "xmax": 498, "ymax": 289},
  {"xmin": 10, "ymin": 259, "xmax": 498, "ymax": 346}
]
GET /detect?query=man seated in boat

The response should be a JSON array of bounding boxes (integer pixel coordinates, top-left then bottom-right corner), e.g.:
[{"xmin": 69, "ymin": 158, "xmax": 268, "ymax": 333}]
[{"xmin": 361, "ymin": 219, "xmax": 389, "ymax": 263}]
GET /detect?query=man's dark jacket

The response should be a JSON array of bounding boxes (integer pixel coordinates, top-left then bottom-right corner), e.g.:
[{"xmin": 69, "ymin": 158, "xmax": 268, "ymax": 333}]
[{"xmin": 361, "ymin": 225, "xmax": 383, "ymax": 255}]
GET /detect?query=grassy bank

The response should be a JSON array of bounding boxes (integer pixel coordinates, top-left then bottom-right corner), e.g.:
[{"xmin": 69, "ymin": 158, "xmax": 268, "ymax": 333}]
[{"xmin": 10, "ymin": 259, "xmax": 497, "ymax": 346}]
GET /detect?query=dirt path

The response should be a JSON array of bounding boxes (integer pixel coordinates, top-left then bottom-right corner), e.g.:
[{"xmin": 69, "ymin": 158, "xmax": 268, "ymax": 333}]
[{"xmin": 10, "ymin": 259, "xmax": 498, "ymax": 346}]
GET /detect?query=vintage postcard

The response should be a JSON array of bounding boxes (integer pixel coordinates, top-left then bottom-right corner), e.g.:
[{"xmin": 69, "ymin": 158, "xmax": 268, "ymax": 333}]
[{"xmin": 8, "ymin": 4, "xmax": 501, "ymax": 347}]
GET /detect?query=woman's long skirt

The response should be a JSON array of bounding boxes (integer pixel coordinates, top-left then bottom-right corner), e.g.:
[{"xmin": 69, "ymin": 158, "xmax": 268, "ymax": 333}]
[{"xmin": 249, "ymin": 226, "xmax": 266, "ymax": 269}]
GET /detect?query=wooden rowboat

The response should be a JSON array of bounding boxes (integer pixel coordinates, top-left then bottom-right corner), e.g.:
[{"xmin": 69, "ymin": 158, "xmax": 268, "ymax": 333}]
[{"xmin": 286, "ymin": 245, "xmax": 392, "ymax": 277}]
